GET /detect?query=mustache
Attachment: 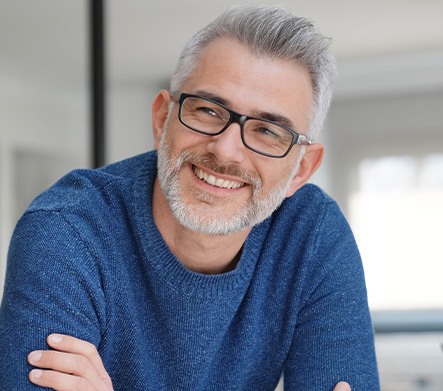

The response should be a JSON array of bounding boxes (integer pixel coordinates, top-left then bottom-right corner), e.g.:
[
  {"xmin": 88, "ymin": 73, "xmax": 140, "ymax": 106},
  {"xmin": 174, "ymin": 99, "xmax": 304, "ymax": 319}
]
[{"xmin": 177, "ymin": 151, "xmax": 262, "ymax": 189}]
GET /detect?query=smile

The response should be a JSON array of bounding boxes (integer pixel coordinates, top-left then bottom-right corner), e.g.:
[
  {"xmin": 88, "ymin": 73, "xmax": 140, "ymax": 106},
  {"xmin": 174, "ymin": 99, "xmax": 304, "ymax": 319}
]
[{"xmin": 192, "ymin": 166, "xmax": 245, "ymax": 189}]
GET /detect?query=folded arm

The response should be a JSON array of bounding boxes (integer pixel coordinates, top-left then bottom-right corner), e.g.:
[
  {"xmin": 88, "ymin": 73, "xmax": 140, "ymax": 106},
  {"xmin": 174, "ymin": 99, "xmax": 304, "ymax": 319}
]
[{"xmin": 28, "ymin": 334, "xmax": 349, "ymax": 391}]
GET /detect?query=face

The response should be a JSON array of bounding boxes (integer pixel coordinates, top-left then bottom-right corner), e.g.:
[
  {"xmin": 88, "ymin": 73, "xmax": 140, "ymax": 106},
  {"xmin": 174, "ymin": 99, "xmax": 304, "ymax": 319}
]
[{"xmin": 153, "ymin": 38, "xmax": 320, "ymax": 236}]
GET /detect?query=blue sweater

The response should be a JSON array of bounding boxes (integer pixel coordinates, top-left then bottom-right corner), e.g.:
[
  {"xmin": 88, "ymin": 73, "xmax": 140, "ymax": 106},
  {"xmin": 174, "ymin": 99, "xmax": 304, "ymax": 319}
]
[{"xmin": 0, "ymin": 151, "xmax": 379, "ymax": 390}]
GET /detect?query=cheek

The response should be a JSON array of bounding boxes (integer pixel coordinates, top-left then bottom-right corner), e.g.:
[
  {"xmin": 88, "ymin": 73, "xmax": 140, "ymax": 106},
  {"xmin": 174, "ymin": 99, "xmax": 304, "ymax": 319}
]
[
  {"xmin": 160, "ymin": 127, "xmax": 187, "ymax": 158},
  {"xmin": 167, "ymin": 125, "xmax": 209, "ymax": 152},
  {"xmin": 261, "ymin": 158, "xmax": 294, "ymax": 184},
  {"xmin": 264, "ymin": 164, "xmax": 296, "ymax": 195}
]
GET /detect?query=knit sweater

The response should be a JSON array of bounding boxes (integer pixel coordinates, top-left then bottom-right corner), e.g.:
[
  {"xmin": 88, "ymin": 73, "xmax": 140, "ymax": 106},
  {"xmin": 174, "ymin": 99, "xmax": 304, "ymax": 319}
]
[{"xmin": 0, "ymin": 151, "xmax": 379, "ymax": 390}]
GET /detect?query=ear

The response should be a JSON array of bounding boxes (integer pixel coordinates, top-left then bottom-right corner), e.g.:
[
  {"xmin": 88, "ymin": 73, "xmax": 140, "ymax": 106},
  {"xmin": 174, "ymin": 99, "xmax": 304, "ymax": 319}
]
[
  {"xmin": 285, "ymin": 143, "xmax": 324, "ymax": 198},
  {"xmin": 152, "ymin": 90, "xmax": 172, "ymax": 149}
]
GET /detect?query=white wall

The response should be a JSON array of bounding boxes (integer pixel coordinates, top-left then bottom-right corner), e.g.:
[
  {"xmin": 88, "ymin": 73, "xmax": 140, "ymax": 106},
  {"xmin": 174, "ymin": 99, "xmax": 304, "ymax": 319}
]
[{"xmin": 107, "ymin": 80, "xmax": 163, "ymax": 163}]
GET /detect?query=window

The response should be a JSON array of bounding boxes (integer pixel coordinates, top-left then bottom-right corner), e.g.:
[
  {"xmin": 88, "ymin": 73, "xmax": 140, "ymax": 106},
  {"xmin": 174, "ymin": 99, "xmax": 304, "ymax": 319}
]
[{"xmin": 349, "ymin": 153, "xmax": 443, "ymax": 311}]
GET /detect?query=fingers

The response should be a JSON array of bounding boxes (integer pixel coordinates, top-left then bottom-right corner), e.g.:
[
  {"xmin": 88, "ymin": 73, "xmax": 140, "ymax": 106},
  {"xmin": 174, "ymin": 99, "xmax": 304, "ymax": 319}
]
[
  {"xmin": 28, "ymin": 334, "xmax": 113, "ymax": 390},
  {"xmin": 333, "ymin": 381, "xmax": 351, "ymax": 391},
  {"xmin": 29, "ymin": 368, "xmax": 97, "ymax": 391},
  {"xmin": 45, "ymin": 334, "xmax": 111, "ymax": 383},
  {"xmin": 28, "ymin": 349, "xmax": 104, "ymax": 390}
]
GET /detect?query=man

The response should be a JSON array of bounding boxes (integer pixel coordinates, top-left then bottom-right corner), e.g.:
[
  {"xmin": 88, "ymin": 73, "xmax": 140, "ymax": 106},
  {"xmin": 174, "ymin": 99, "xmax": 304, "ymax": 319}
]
[{"xmin": 0, "ymin": 4, "xmax": 379, "ymax": 390}]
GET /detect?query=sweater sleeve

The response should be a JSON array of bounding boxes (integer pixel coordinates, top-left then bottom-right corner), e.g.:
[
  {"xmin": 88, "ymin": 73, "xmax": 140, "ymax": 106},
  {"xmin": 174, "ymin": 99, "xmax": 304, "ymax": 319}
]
[
  {"xmin": 0, "ymin": 210, "xmax": 107, "ymax": 390},
  {"xmin": 283, "ymin": 201, "xmax": 380, "ymax": 391}
]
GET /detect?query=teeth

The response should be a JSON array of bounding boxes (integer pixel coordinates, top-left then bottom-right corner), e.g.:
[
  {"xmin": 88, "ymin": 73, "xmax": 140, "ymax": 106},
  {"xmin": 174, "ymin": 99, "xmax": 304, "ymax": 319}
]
[{"xmin": 193, "ymin": 167, "xmax": 245, "ymax": 189}]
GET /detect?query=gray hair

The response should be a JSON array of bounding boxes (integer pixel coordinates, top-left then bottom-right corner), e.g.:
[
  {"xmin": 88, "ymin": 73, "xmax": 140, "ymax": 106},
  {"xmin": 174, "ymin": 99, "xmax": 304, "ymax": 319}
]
[{"xmin": 169, "ymin": 4, "xmax": 337, "ymax": 141}]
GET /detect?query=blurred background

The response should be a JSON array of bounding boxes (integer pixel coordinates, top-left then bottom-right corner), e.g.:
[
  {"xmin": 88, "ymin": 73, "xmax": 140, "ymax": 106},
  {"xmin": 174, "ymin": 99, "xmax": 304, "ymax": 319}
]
[{"xmin": 1, "ymin": 1, "xmax": 442, "ymax": 389}]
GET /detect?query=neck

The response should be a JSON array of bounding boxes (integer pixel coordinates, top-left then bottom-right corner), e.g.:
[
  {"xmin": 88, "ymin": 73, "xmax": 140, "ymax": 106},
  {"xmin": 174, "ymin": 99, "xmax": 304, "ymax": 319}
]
[{"xmin": 152, "ymin": 179, "xmax": 250, "ymax": 274}]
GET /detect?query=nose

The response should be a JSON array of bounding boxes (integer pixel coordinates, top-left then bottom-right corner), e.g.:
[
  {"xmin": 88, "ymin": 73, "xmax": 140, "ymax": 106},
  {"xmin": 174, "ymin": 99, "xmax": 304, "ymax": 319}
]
[{"xmin": 205, "ymin": 123, "xmax": 246, "ymax": 164}]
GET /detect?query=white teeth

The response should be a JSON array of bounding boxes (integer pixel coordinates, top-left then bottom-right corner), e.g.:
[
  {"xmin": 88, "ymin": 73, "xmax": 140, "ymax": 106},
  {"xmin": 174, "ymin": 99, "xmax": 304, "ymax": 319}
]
[
  {"xmin": 207, "ymin": 174, "xmax": 216, "ymax": 186},
  {"xmin": 193, "ymin": 167, "xmax": 244, "ymax": 189},
  {"xmin": 215, "ymin": 178, "xmax": 224, "ymax": 187}
]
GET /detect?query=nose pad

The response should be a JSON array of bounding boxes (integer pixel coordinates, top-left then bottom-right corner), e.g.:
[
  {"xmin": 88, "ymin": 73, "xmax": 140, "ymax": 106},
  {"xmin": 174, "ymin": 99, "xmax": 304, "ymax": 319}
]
[{"xmin": 206, "ymin": 123, "xmax": 246, "ymax": 164}]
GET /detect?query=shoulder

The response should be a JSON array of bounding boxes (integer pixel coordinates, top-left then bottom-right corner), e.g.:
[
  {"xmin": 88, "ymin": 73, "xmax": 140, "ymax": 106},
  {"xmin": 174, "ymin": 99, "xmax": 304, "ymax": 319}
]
[
  {"xmin": 27, "ymin": 152, "xmax": 155, "ymax": 213},
  {"xmin": 11, "ymin": 152, "xmax": 157, "ymax": 267},
  {"xmin": 266, "ymin": 183, "xmax": 360, "ymax": 279},
  {"xmin": 5, "ymin": 154, "xmax": 158, "ymax": 302},
  {"xmin": 273, "ymin": 183, "xmax": 346, "ymax": 235},
  {"xmin": 284, "ymin": 183, "xmax": 337, "ymax": 211}
]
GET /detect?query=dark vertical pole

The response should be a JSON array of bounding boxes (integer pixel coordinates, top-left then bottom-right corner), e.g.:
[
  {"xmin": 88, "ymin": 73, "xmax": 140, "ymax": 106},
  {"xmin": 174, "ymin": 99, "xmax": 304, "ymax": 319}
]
[{"xmin": 90, "ymin": 0, "xmax": 106, "ymax": 168}]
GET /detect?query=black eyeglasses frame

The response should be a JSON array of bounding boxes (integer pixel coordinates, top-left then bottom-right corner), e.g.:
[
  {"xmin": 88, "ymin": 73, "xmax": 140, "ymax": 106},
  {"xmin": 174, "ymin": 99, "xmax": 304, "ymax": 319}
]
[{"xmin": 173, "ymin": 93, "xmax": 312, "ymax": 159}]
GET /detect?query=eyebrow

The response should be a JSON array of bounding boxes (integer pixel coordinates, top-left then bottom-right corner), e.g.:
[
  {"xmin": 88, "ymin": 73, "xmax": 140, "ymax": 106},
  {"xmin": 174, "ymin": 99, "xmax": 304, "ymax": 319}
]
[{"xmin": 190, "ymin": 89, "xmax": 298, "ymax": 131}]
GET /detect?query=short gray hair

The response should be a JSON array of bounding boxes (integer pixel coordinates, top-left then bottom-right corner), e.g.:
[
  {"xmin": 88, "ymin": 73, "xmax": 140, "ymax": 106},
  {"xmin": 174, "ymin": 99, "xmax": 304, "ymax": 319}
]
[{"xmin": 170, "ymin": 4, "xmax": 337, "ymax": 141}]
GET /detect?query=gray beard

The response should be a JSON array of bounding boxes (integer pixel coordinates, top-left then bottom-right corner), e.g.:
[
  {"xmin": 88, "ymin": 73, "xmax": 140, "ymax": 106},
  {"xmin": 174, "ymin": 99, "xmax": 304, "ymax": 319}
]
[{"xmin": 156, "ymin": 132, "xmax": 301, "ymax": 236}]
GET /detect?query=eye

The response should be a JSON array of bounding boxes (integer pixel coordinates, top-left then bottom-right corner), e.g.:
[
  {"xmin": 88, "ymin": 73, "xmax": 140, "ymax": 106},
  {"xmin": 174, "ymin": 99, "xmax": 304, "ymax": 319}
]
[
  {"xmin": 196, "ymin": 106, "xmax": 220, "ymax": 118},
  {"xmin": 254, "ymin": 125, "xmax": 282, "ymax": 139}
]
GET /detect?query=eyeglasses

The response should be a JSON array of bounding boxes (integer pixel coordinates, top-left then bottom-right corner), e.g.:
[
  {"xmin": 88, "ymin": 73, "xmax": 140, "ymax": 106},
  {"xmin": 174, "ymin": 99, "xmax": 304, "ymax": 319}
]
[{"xmin": 173, "ymin": 93, "xmax": 311, "ymax": 158}]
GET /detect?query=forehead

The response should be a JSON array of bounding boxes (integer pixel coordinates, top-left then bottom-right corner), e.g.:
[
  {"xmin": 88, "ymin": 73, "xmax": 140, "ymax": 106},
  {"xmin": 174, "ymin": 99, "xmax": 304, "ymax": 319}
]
[{"xmin": 181, "ymin": 38, "xmax": 314, "ymax": 132}]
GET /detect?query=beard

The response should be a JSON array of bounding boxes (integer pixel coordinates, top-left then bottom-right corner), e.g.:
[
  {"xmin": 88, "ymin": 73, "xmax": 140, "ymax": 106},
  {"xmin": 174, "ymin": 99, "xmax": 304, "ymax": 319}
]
[{"xmin": 156, "ymin": 131, "xmax": 302, "ymax": 236}]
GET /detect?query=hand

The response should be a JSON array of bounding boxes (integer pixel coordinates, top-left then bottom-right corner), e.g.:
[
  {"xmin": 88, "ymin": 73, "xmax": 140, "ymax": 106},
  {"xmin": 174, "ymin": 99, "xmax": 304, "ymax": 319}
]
[
  {"xmin": 28, "ymin": 334, "xmax": 113, "ymax": 390},
  {"xmin": 334, "ymin": 381, "xmax": 351, "ymax": 391}
]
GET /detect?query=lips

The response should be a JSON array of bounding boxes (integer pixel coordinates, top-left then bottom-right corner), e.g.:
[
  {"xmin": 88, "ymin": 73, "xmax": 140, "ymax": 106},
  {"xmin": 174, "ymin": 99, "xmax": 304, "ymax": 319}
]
[{"xmin": 192, "ymin": 166, "xmax": 245, "ymax": 189}]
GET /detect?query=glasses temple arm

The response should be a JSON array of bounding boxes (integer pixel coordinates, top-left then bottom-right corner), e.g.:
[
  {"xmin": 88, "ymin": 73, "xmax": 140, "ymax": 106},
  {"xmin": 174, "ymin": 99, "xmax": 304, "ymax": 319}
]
[{"xmin": 297, "ymin": 134, "xmax": 312, "ymax": 145}]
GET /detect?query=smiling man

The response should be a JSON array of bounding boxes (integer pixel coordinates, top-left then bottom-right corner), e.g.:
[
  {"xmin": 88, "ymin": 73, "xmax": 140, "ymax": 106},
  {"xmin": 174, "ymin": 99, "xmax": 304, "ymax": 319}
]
[
  {"xmin": 151, "ymin": 37, "xmax": 320, "ymax": 275},
  {"xmin": 0, "ymin": 4, "xmax": 379, "ymax": 390}
]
